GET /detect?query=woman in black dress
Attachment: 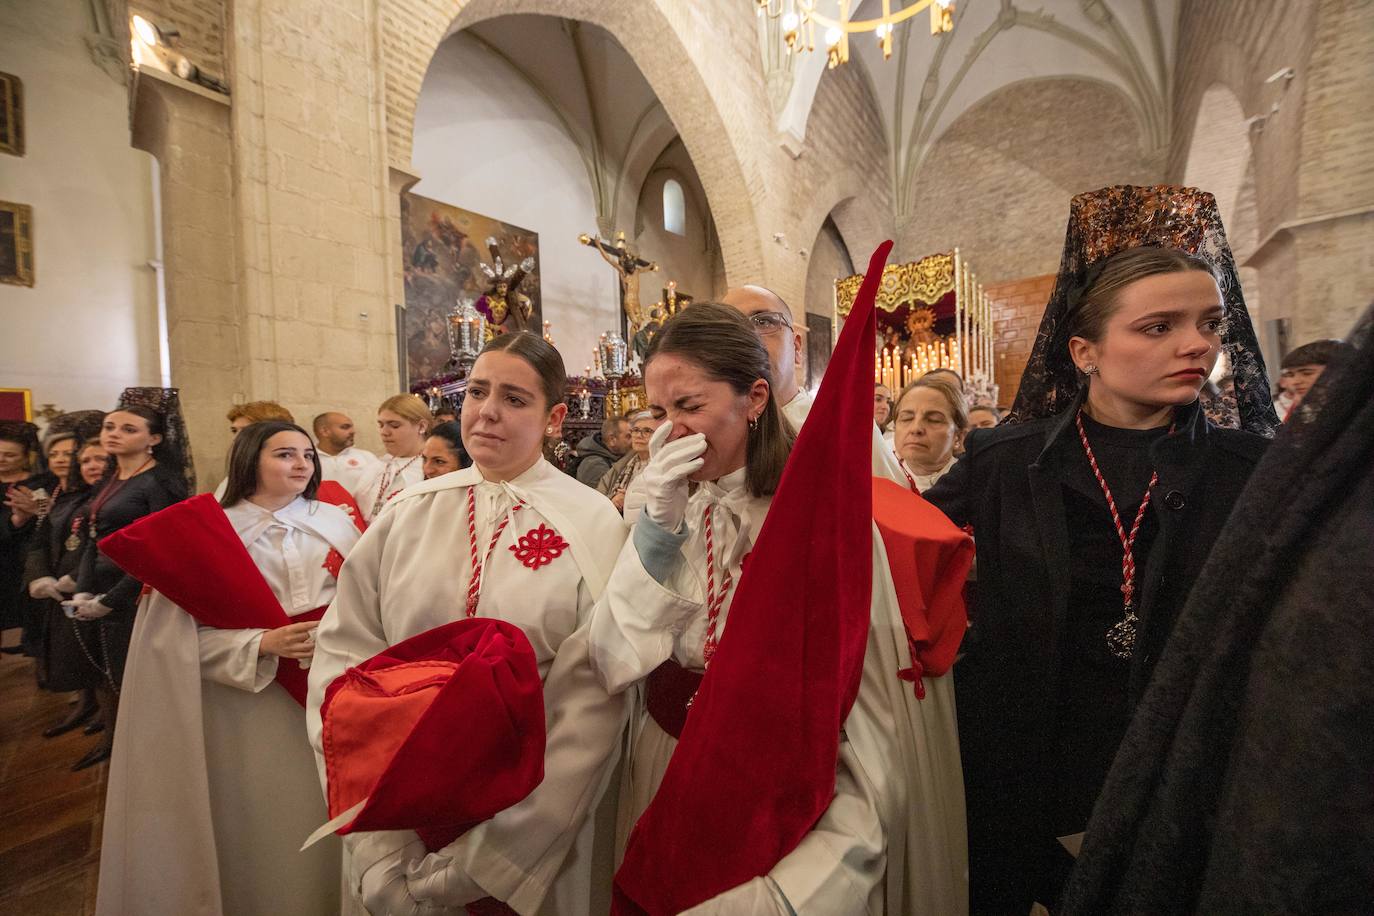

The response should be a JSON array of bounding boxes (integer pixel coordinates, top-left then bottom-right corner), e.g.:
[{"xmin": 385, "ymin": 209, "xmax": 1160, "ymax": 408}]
[
  {"xmin": 1, "ymin": 421, "xmax": 53, "ymax": 655},
  {"xmin": 70, "ymin": 390, "xmax": 191, "ymax": 770},
  {"xmin": 923, "ymin": 186, "xmax": 1279, "ymax": 914},
  {"xmin": 23, "ymin": 414, "xmax": 107, "ymax": 741}
]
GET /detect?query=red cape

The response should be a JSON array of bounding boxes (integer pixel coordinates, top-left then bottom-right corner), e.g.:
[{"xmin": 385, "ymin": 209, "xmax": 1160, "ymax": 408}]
[{"xmin": 613, "ymin": 242, "xmax": 894, "ymax": 914}]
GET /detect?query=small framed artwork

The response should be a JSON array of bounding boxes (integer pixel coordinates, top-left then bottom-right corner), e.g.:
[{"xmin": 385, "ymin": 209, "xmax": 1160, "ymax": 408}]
[
  {"xmin": 0, "ymin": 72, "xmax": 23, "ymax": 157},
  {"xmin": 0, "ymin": 201, "xmax": 34, "ymax": 287},
  {"xmin": 0, "ymin": 388, "xmax": 33, "ymax": 422}
]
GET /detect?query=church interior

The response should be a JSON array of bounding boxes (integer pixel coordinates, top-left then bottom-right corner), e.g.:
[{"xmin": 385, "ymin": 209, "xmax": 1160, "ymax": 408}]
[{"xmin": 0, "ymin": 0, "xmax": 1371, "ymax": 912}]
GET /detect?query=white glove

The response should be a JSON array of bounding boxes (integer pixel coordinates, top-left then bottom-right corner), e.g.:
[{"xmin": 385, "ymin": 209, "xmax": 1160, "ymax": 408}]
[
  {"xmin": 360, "ymin": 836, "xmax": 449, "ymax": 916},
  {"xmin": 405, "ymin": 848, "xmax": 486, "ymax": 908},
  {"xmin": 639, "ymin": 423, "xmax": 706, "ymax": 533},
  {"xmin": 55, "ymin": 574, "xmax": 78, "ymax": 594},
  {"xmin": 28, "ymin": 576, "xmax": 63, "ymax": 601},
  {"xmin": 73, "ymin": 593, "xmax": 113, "ymax": 620}
]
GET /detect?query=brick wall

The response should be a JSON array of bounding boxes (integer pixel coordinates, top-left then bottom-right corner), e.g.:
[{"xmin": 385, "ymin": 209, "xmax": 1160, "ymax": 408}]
[{"xmin": 986, "ymin": 273, "xmax": 1056, "ymax": 408}]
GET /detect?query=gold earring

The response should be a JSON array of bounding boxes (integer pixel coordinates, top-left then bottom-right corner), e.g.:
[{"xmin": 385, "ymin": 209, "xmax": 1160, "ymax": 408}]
[{"xmin": 1083, "ymin": 364, "xmax": 1099, "ymax": 375}]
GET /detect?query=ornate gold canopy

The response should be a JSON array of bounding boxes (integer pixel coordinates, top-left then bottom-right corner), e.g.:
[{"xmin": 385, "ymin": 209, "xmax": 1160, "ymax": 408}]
[{"xmin": 834, "ymin": 251, "xmax": 954, "ymax": 317}]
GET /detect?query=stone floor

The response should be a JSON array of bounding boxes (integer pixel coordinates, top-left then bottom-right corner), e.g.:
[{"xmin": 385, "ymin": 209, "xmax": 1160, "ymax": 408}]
[{"xmin": 0, "ymin": 633, "xmax": 105, "ymax": 914}]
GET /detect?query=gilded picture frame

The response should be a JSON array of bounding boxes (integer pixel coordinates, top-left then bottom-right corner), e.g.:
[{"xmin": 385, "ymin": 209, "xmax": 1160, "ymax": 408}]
[
  {"xmin": 0, "ymin": 72, "xmax": 23, "ymax": 157},
  {"xmin": 1, "ymin": 201, "xmax": 35, "ymax": 287}
]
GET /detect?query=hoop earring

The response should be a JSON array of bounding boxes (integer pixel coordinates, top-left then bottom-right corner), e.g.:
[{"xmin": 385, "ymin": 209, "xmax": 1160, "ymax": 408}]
[{"xmin": 748, "ymin": 415, "xmax": 759, "ymax": 432}]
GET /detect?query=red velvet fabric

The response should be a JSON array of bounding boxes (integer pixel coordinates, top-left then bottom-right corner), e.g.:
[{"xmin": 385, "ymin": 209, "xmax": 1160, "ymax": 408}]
[
  {"xmin": 613, "ymin": 242, "xmax": 894, "ymax": 915},
  {"xmin": 319, "ymin": 618, "xmax": 546, "ymax": 852},
  {"xmin": 97, "ymin": 494, "xmax": 315, "ymax": 705},
  {"xmin": 871, "ymin": 477, "xmax": 974, "ymax": 698},
  {"xmin": 317, "ymin": 480, "xmax": 366, "ymax": 533}
]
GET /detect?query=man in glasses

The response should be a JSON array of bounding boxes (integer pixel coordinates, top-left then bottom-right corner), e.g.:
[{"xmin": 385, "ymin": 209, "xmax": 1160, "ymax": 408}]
[{"xmin": 721, "ymin": 286, "xmax": 812, "ymax": 430}]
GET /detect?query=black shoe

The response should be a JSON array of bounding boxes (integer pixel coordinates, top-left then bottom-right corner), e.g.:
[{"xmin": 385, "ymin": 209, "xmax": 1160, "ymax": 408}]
[
  {"xmin": 72, "ymin": 746, "xmax": 111, "ymax": 771},
  {"xmin": 43, "ymin": 703, "xmax": 98, "ymax": 738},
  {"xmin": 0, "ymin": 645, "xmax": 23, "ymax": 655},
  {"xmin": 83, "ymin": 720, "xmax": 105, "ymax": 736}
]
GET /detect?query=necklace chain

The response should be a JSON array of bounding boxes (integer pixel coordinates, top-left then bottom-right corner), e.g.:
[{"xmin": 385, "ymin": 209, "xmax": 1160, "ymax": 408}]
[{"xmin": 1075, "ymin": 410, "xmax": 1164, "ymax": 660}]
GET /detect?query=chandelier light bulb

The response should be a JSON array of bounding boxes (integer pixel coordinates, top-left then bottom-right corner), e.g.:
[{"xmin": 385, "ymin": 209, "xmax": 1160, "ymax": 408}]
[
  {"xmin": 824, "ymin": 26, "xmax": 843, "ymax": 48},
  {"xmin": 782, "ymin": 11, "xmax": 800, "ymax": 31}
]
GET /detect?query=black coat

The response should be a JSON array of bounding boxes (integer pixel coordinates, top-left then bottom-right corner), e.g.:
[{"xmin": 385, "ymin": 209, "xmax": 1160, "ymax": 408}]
[{"xmin": 923, "ymin": 396, "xmax": 1267, "ymax": 913}]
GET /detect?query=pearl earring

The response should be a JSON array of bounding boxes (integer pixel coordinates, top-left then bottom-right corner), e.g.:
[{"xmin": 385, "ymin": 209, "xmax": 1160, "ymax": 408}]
[{"xmin": 546, "ymin": 427, "xmax": 553, "ymax": 434}]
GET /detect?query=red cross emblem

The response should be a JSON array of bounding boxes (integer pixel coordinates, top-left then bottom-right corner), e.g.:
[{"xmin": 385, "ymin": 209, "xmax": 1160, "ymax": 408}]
[{"xmin": 509, "ymin": 524, "xmax": 569, "ymax": 571}]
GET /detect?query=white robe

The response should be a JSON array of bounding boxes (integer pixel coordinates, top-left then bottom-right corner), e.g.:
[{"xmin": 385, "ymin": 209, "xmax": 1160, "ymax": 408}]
[
  {"xmin": 352, "ymin": 453, "xmax": 423, "ymax": 522},
  {"xmin": 320, "ymin": 446, "xmax": 382, "ymax": 496},
  {"xmin": 589, "ymin": 469, "xmax": 968, "ymax": 916},
  {"xmin": 307, "ymin": 459, "xmax": 630, "ymax": 916},
  {"xmin": 96, "ymin": 497, "xmax": 361, "ymax": 916}
]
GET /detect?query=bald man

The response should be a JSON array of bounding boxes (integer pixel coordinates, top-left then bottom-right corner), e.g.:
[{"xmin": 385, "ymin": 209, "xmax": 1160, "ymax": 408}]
[
  {"xmin": 313, "ymin": 411, "xmax": 380, "ymax": 493},
  {"xmin": 719, "ymin": 284, "xmax": 907, "ymax": 486},
  {"xmin": 721, "ymin": 285, "xmax": 812, "ymax": 430}
]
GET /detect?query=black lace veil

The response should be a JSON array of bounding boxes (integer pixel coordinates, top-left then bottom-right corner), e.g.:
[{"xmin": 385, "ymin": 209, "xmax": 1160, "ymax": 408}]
[
  {"xmin": 1007, "ymin": 185, "xmax": 1279, "ymax": 436},
  {"xmin": 116, "ymin": 387, "xmax": 196, "ymax": 492}
]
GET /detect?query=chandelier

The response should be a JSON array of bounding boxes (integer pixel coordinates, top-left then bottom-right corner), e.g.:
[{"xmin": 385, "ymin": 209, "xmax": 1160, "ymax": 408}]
[{"xmin": 755, "ymin": 0, "xmax": 955, "ymax": 68}]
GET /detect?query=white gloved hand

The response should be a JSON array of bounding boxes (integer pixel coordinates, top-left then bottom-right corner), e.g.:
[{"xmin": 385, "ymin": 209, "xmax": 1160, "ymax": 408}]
[
  {"xmin": 360, "ymin": 837, "xmax": 439, "ymax": 916},
  {"xmin": 405, "ymin": 849, "xmax": 486, "ymax": 908},
  {"xmin": 28, "ymin": 576, "xmax": 63, "ymax": 601},
  {"xmin": 639, "ymin": 423, "xmax": 706, "ymax": 533},
  {"xmin": 55, "ymin": 574, "xmax": 78, "ymax": 594},
  {"xmin": 73, "ymin": 593, "xmax": 113, "ymax": 620}
]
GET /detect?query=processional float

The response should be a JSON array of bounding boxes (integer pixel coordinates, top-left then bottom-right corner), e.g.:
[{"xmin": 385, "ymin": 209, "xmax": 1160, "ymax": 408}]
[{"xmin": 835, "ymin": 248, "xmax": 998, "ymax": 405}]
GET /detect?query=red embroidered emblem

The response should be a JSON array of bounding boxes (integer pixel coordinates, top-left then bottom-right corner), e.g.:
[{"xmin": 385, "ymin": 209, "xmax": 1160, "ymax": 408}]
[
  {"xmin": 323, "ymin": 549, "xmax": 344, "ymax": 579},
  {"xmin": 509, "ymin": 524, "xmax": 568, "ymax": 570}
]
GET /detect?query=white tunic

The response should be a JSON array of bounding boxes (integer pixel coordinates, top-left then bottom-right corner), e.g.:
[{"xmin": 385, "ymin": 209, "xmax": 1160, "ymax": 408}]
[
  {"xmin": 96, "ymin": 497, "xmax": 361, "ymax": 916},
  {"xmin": 589, "ymin": 469, "xmax": 968, "ymax": 916},
  {"xmin": 307, "ymin": 459, "xmax": 630, "ymax": 916},
  {"xmin": 320, "ymin": 445, "xmax": 382, "ymax": 495},
  {"xmin": 352, "ymin": 452, "xmax": 423, "ymax": 522}
]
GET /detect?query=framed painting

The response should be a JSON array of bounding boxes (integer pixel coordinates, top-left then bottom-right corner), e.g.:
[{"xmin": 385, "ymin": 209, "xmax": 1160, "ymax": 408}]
[
  {"xmin": 0, "ymin": 201, "xmax": 34, "ymax": 287},
  {"xmin": 0, "ymin": 388, "xmax": 33, "ymax": 422},
  {"xmin": 400, "ymin": 192, "xmax": 541, "ymax": 385},
  {"xmin": 0, "ymin": 72, "xmax": 22, "ymax": 157}
]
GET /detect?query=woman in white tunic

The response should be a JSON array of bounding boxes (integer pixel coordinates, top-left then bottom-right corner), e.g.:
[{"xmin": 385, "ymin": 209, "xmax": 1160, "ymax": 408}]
[
  {"xmin": 307, "ymin": 332, "xmax": 629, "ymax": 916},
  {"xmin": 588, "ymin": 303, "xmax": 969, "ymax": 915},
  {"xmin": 96, "ymin": 421, "xmax": 362, "ymax": 916},
  {"xmin": 353, "ymin": 394, "xmax": 430, "ymax": 522}
]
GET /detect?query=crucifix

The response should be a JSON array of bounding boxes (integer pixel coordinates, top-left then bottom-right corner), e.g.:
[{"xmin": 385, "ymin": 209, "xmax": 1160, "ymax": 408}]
[{"xmin": 579, "ymin": 230, "xmax": 658, "ymax": 340}]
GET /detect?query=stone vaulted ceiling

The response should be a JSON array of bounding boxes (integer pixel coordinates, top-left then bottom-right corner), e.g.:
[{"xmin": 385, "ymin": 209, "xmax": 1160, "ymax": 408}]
[{"xmin": 766, "ymin": 0, "xmax": 1178, "ymax": 216}]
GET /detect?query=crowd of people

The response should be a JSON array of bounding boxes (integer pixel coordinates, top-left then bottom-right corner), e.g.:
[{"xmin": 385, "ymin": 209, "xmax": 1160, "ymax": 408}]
[{"xmin": 0, "ymin": 183, "xmax": 1368, "ymax": 916}]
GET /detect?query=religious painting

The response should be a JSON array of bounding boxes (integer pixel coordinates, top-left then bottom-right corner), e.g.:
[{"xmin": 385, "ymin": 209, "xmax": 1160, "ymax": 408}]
[
  {"xmin": 806, "ymin": 313, "xmax": 832, "ymax": 389},
  {"xmin": 0, "ymin": 201, "xmax": 34, "ymax": 287},
  {"xmin": 0, "ymin": 388, "xmax": 33, "ymax": 422},
  {"xmin": 0, "ymin": 73, "xmax": 22, "ymax": 157},
  {"xmin": 400, "ymin": 192, "xmax": 541, "ymax": 385}
]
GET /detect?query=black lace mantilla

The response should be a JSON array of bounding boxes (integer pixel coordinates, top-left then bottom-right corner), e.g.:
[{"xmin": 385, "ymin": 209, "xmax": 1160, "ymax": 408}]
[{"xmin": 1007, "ymin": 185, "xmax": 1279, "ymax": 437}]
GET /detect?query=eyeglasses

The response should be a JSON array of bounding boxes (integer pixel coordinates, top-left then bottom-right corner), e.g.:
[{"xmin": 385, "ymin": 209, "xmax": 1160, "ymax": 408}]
[
  {"xmin": 747, "ymin": 312, "xmax": 792, "ymax": 335},
  {"xmin": 630, "ymin": 427, "xmax": 656, "ymax": 436}
]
